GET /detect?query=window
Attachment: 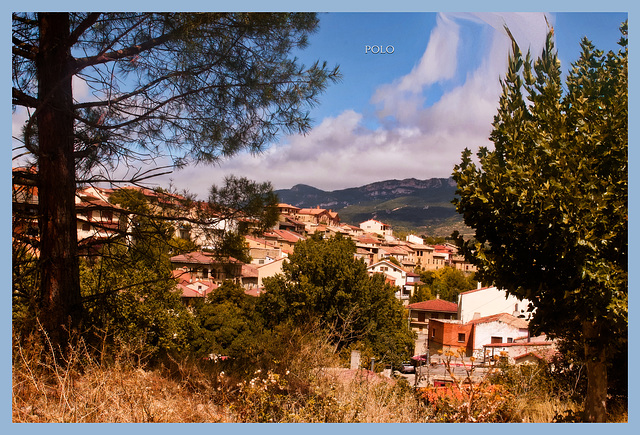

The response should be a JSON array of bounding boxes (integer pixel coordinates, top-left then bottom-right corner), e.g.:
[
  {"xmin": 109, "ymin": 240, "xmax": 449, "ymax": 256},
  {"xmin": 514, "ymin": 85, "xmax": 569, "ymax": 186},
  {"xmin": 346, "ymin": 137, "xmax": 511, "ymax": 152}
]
[
  {"xmin": 491, "ymin": 336, "xmax": 502, "ymax": 344},
  {"xmin": 81, "ymin": 222, "xmax": 91, "ymax": 232},
  {"xmin": 458, "ymin": 333, "xmax": 465, "ymax": 342},
  {"xmin": 431, "ymin": 328, "xmax": 436, "ymax": 337},
  {"xmin": 507, "ymin": 337, "xmax": 513, "ymax": 343}
]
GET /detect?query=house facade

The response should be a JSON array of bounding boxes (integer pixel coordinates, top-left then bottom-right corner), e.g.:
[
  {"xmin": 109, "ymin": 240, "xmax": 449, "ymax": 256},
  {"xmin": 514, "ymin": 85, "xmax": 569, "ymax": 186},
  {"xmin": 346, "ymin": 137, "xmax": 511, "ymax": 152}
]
[
  {"xmin": 467, "ymin": 313, "xmax": 530, "ymax": 358},
  {"xmin": 427, "ymin": 312, "xmax": 533, "ymax": 359},
  {"xmin": 407, "ymin": 299, "xmax": 458, "ymax": 334},
  {"xmin": 457, "ymin": 286, "xmax": 532, "ymax": 324},
  {"xmin": 482, "ymin": 334, "xmax": 558, "ymax": 365},
  {"xmin": 359, "ymin": 219, "xmax": 393, "ymax": 238},
  {"xmin": 428, "ymin": 319, "xmax": 473, "ymax": 356},
  {"xmin": 170, "ymin": 251, "xmax": 243, "ymax": 285},
  {"xmin": 367, "ymin": 259, "xmax": 411, "ymax": 302}
]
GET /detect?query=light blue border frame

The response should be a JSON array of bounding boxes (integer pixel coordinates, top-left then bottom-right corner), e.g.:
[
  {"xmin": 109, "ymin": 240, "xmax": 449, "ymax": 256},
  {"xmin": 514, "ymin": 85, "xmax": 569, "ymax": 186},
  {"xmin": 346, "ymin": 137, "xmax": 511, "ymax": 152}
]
[{"xmin": 4, "ymin": 2, "xmax": 636, "ymax": 434}]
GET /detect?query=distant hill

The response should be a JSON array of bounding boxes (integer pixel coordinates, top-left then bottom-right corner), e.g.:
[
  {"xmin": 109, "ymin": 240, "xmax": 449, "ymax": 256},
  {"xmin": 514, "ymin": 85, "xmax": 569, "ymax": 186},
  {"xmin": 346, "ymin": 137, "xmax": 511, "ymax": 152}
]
[{"xmin": 275, "ymin": 177, "xmax": 473, "ymax": 237}]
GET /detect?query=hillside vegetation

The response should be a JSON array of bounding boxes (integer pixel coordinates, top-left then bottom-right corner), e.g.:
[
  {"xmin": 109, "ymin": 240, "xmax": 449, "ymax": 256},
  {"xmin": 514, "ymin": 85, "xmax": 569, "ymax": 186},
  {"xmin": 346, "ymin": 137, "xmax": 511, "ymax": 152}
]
[{"xmin": 275, "ymin": 177, "xmax": 471, "ymax": 236}]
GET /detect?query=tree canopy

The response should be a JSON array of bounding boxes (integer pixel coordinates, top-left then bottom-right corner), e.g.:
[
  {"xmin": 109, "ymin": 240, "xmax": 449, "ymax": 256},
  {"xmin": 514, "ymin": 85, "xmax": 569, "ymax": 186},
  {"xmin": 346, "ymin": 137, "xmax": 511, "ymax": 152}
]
[
  {"xmin": 452, "ymin": 23, "xmax": 627, "ymax": 422},
  {"xmin": 257, "ymin": 234, "xmax": 415, "ymax": 366},
  {"xmin": 412, "ymin": 266, "xmax": 477, "ymax": 303},
  {"xmin": 12, "ymin": 12, "xmax": 339, "ymax": 345}
]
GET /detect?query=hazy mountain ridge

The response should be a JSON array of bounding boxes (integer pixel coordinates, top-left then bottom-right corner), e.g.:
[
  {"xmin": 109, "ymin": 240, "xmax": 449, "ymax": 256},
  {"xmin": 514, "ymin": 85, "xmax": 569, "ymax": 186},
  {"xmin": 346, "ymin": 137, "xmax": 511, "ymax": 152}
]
[{"xmin": 275, "ymin": 177, "xmax": 469, "ymax": 236}]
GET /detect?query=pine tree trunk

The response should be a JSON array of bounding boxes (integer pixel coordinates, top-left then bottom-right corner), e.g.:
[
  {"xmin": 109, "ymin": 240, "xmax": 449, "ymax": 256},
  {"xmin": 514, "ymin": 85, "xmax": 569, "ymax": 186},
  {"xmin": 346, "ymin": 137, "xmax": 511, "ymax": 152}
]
[
  {"xmin": 582, "ymin": 320, "xmax": 608, "ymax": 422},
  {"xmin": 36, "ymin": 13, "xmax": 82, "ymax": 347}
]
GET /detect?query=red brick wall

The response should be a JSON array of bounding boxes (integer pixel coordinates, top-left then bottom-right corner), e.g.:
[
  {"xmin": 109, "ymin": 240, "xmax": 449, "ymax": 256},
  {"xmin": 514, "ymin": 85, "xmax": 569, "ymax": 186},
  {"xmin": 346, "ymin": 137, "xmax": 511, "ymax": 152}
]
[{"xmin": 429, "ymin": 320, "xmax": 474, "ymax": 355}]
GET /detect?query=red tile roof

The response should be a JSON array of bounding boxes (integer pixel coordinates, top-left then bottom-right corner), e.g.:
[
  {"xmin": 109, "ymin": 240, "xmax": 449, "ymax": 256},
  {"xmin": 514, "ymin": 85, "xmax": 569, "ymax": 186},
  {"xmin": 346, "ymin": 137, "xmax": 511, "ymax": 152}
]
[
  {"xmin": 170, "ymin": 251, "xmax": 241, "ymax": 265},
  {"xmin": 407, "ymin": 299, "xmax": 458, "ymax": 313},
  {"xmin": 459, "ymin": 286, "xmax": 494, "ymax": 295},
  {"xmin": 241, "ymin": 263, "xmax": 259, "ymax": 278},
  {"xmin": 468, "ymin": 313, "xmax": 529, "ymax": 329},
  {"xmin": 512, "ymin": 349, "xmax": 558, "ymax": 363}
]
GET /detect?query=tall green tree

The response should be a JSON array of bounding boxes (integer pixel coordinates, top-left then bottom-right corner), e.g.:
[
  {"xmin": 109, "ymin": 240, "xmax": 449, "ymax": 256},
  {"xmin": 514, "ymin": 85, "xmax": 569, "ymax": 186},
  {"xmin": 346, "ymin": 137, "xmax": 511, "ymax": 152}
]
[
  {"xmin": 191, "ymin": 281, "xmax": 263, "ymax": 360},
  {"xmin": 413, "ymin": 266, "xmax": 477, "ymax": 303},
  {"xmin": 452, "ymin": 23, "xmax": 627, "ymax": 422},
  {"xmin": 80, "ymin": 188, "xmax": 194, "ymax": 358},
  {"xmin": 258, "ymin": 234, "xmax": 415, "ymax": 366},
  {"xmin": 12, "ymin": 13, "xmax": 339, "ymax": 345}
]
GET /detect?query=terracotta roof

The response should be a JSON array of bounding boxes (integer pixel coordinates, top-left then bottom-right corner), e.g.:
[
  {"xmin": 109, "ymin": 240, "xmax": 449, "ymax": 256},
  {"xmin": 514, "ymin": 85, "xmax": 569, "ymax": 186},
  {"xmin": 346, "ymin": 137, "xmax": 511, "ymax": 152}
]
[
  {"xmin": 512, "ymin": 349, "xmax": 559, "ymax": 363},
  {"xmin": 407, "ymin": 299, "xmax": 458, "ymax": 313},
  {"xmin": 341, "ymin": 224, "xmax": 361, "ymax": 231},
  {"xmin": 267, "ymin": 229, "xmax": 305, "ymax": 243},
  {"xmin": 459, "ymin": 286, "xmax": 494, "ymax": 295},
  {"xmin": 241, "ymin": 263, "xmax": 259, "ymax": 278},
  {"xmin": 244, "ymin": 287, "xmax": 263, "ymax": 297},
  {"xmin": 468, "ymin": 313, "xmax": 529, "ymax": 329},
  {"xmin": 170, "ymin": 251, "xmax": 241, "ymax": 265},
  {"xmin": 76, "ymin": 197, "xmax": 125, "ymax": 211},
  {"xmin": 285, "ymin": 217, "xmax": 306, "ymax": 226},
  {"xmin": 368, "ymin": 259, "xmax": 403, "ymax": 271},
  {"xmin": 177, "ymin": 281, "xmax": 217, "ymax": 298},
  {"xmin": 407, "ymin": 243, "xmax": 431, "ymax": 250},
  {"xmin": 380, "ymin": 246, "xmax": 409, "ymax": 255},
  {"xmin": 298, "ymin": 207, "xmax": 329, "ymax": 216},
  {"xmin": 277, "ymin": 203, "xmax": 300, "ymax": 210},
  {"xmin": 356, "ymin": 235, "xmax": 382, "ymax": 245}
]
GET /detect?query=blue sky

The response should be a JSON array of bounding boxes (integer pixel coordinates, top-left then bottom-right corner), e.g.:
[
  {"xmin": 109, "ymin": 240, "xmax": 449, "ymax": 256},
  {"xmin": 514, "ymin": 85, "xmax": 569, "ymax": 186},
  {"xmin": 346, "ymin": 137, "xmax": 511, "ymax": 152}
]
[
  {"xmin": 149, "ymin": 11, "xmax": 628, "ymax": 197},
  {"xmin": 9, "ymin": 8, "xmax": 629, "ymax": 199}
]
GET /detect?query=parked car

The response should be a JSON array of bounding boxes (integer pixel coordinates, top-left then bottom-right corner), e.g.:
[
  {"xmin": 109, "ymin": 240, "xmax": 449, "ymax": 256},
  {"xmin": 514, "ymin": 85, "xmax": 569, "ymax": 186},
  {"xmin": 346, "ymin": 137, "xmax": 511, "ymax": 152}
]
[{"xmin": 400, "ymin": 362, "xmax": 415, "ymax": 374}]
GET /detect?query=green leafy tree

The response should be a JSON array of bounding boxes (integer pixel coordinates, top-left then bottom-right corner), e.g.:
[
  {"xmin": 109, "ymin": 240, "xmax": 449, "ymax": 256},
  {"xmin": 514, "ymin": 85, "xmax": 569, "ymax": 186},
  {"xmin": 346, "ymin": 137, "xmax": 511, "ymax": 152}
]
[
  {"xmin": 12, "ymin": 12, "xmax": 340, "ymax": 346},
  {"xmin": 203, "ymin": 175, "xmax": 280, "ymax": 262},
  {"xmin": 258, "ymin": 234, "xmax": 415, "ymax": 366},
  {"xmin": 411, "ymin": 267, "xmax": 476, "ymax": 303},
  {"xmin": 80, "ymin": 251, "xmax": 195, "ymax": 360},
  {"xmin": 80, "ymin": 189, "xmax": 195, "ymax": 358},
  {"xmin": 452, "ymin": 24, "xmax": 627, "ymax": 422},
  {"xmin": 191, "ymin": 281, "xmax": 264, "ymax": 360}
]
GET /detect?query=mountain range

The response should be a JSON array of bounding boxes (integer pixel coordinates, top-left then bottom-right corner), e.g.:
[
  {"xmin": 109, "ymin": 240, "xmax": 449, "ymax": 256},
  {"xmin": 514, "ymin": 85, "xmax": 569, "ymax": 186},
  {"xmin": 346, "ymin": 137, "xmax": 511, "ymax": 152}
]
[{"xmin": 275, "ymin": 177, "xmax": 472, "ymax": 237}]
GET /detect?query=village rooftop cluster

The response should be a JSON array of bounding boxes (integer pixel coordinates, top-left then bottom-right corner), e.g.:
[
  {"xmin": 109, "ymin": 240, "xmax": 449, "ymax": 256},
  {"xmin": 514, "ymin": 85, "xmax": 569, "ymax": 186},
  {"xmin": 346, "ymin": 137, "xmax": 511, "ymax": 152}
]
[{"xmin": 13, "ymin": 174, "xmax": 558, "ymax": 374}]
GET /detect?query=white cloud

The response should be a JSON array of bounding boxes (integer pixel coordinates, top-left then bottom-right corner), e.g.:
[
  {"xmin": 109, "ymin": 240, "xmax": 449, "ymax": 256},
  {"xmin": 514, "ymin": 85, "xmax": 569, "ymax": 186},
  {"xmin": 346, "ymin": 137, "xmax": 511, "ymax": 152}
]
[
  {"xmin": 161, "ymin": 12, "xmax": 551, "ymax": 199},
  {"xmin": 397, "ymin": 13, "xmax": 460, "ymax": 92}
]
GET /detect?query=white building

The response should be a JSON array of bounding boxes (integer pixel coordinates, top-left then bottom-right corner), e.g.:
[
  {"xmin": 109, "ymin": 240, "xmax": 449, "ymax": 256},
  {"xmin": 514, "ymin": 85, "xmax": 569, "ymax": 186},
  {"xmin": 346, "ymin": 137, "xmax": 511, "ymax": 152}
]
[
  {"xmin": 406, "ymin": 234, "xmax": 424, "ymax": 245},
  {"xmin": 359, "ymin": 219, "xmax": 393, "ymax": 238},
  {"xmin": 468, "ymin": 313, "xmax": 530, "ymax": 358},
  {"xmin": 367, "ymin": 259, "xmax": 417, "ymax": 303},
  {"xmin": 457, "ymin": 286, "xmax": 532, "ymax": 324}
]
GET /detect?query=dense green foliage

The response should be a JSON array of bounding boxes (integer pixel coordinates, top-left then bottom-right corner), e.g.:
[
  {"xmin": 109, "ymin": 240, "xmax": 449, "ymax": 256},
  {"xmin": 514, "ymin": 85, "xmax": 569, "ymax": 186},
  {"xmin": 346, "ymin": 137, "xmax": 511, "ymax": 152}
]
[
  {"xmin": 412, "ymin": 266, "xmax": 477, "ymax": 303},
  {"xmin": 256, "ymin": 234, "xmax": 415, "ymax": 367},
  {"xmin": 190, "ymin": 282, "xmax": 263, "ymax": 360},
  {"xmin": 452, "ymin": 23, "xmax": 627, "ymax": 421},
  {"xmin": 12, "ymin": 12, "xmax": 339, "ymax": 344},
  {"xmin": 80, "ymin": 189, "xmax": 194, "ymax": 357}
]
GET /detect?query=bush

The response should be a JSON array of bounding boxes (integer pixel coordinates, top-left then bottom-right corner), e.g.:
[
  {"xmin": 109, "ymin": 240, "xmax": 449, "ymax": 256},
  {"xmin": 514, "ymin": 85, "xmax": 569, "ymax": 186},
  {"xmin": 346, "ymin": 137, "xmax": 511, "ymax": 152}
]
[{"xmin": 418, "ymin": 384, "xmax": 515, "ymax": 422}]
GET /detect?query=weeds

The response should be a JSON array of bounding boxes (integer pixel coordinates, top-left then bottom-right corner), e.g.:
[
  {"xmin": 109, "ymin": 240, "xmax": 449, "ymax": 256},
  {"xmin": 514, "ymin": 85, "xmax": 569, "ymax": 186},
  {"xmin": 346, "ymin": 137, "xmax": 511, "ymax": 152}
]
[{"xmin": 13, "ymin": 329, "xmax": 624, "ymax": 422}]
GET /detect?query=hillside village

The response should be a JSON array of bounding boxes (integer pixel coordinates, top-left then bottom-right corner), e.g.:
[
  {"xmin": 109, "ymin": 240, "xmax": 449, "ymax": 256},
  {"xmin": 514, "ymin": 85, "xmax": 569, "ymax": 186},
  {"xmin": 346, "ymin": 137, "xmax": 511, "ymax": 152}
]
[{"xmin": 13, "ymin": 174, "xmax": 558, "ymax": 372}]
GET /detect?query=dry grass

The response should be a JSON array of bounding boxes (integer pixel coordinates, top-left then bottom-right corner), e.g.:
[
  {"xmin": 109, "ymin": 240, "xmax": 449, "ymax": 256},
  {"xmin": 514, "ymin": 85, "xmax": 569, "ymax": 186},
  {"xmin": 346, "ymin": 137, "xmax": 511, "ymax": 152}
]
[
  {"xmin": 12, "ymin": 333, "xmax": 232, "ymax": 422},
  {"xmin": 12, "ymin": 331, "xmax": 626, "ymax": 423}
]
